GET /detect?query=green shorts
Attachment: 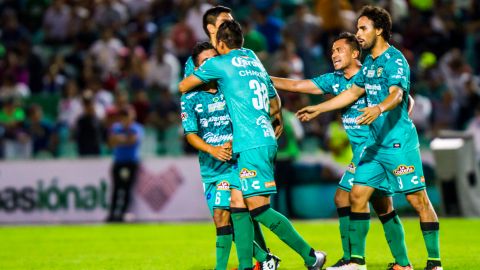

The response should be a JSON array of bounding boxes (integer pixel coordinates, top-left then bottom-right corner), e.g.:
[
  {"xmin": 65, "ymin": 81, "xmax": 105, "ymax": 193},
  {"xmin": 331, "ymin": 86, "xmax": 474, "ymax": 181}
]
[
  {"xmin": 203, "ymin": 173, "xmax": 241, "ymax": 216},
  {"xmin": 238, "ymin": 145, "xmax": 277, "ymax": 198},
  {"xmin": 355, "ymin": 147, "xmax": 426, "ymax": 194},
  {"xmin": 339, "ymin": 146, "xmax": 394, "ymax": 197}
]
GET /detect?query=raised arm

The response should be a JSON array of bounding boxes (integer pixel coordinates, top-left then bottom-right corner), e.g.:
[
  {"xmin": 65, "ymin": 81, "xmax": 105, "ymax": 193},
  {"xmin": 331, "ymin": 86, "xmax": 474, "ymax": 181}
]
[
  {"xmin": 271, "ymin": 76, "xmax": 324, "ymax": 95},
  {"xmin": 178, "ymin": 75, "xmax": 205, "ymax": 94},
  {"xmin": 296, "ymin": 84, "xmax": 365, "ymax": 122}
]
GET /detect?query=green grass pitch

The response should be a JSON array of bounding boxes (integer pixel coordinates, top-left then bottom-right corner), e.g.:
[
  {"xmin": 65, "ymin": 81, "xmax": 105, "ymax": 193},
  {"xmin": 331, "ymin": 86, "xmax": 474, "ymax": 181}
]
[{"xmin": 0, "ymin": 218, "xmax": 478, "ymax": 269}]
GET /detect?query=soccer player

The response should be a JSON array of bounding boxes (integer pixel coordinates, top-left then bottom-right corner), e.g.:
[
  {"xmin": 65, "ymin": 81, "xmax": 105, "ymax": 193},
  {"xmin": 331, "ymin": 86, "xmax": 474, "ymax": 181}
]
[
  {"xmin": 181, "ymin": 42, "xmax": 280, "ymax": 270},
  {"xmin": 180, "ymin": 20, "xmax": 327, "ymax": 270},
  {"xmin": 297, "ymin": 6, "xmax": 442, "ymax": 270},
  {"xmin": 183, "ymin": 6, "xmax": 281, "ymax": 270},
  {"xmin": 271, "ymin": 32, "xmax": 412, "ymax": 270}
]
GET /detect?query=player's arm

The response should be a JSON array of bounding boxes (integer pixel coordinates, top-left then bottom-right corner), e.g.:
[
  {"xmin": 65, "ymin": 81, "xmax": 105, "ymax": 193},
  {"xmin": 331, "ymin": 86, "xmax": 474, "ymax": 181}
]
[
  {"xmin": 357, "ymin": 85, "xmax": 404, "ymax": 125},
  {"xmin": 407, "ymin": 94, "xmax": 415, "ymax": 116},
  {"xmin": 296, "ymin": 84, "xmax": 365, "ymax": 122},
  {"xmin": 270, "ymin": 95, "xmax": 283, "ymax": 138},
  {"xmin": 185, "ymin": 133, "xmax": 232, "ymax": 162},
  {"xmin": 271, "ymin": 76, "xmax": 324, "ymax": 95},
  {"xmin": 178, "ymin": 75, "xmax": 205, "ymax": 94}
]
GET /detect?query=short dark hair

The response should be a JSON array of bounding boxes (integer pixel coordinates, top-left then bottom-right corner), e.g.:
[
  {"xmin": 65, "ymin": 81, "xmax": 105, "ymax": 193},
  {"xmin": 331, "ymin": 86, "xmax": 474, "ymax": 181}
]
[
  {"xmin": 358, "ymin": 5, "xmax": 392, "ymax": 41},
  {"xmin": 334, "ymin": 32, "xmax": 361, "ymax": 57},
  {"xmin": 216, "ymin": 20, "xmax": 243, "ymax": 49},
  {"xmin": 191, "ymin": 42, "xmax": 215, "ymax": 67},
  {"xmin": 202, "ymin": 5, "xmax": 232, "ymax": 36}
]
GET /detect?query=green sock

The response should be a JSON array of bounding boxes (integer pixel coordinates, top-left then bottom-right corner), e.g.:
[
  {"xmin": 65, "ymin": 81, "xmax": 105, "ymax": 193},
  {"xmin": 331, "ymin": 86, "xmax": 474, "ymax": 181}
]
[
  {"xmin": 252, "ymin": 205, "xmax": 316, "ymax": 266},
  {"xmin": 253, "ymin": 241, "xmax": 268, "ymax": 262},
  {"xmin": 379, "ymin": 211, "xmax": 410, "ymax": 266},
  {"xmin": 337, "ymin": 207, "xmax": 351, "ymax": 260},
  {"xmin": 253, "ymin": 220, "xmax": 268, "ymax": 251},
  {"xmin": 231, "ymin": 208, "xmax": 254, "ymax": 270},
  {"xmin": 349, "ymin": 212, "xmax": 370, "ymax": 261},
  {"xmin": 421, "ymin": 222, "xmax": 441, "ymax": 260},
  {"xmin": 216, "ymin": 226, "xmax": 233, "ymax": 270}
]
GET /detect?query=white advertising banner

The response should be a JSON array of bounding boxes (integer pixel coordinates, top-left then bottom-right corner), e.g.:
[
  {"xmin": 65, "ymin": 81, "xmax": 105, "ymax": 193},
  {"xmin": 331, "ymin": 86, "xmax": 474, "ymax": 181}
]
[{"xmin": 0, "ymin": 157, "xmax": 211, "ymax": 224}]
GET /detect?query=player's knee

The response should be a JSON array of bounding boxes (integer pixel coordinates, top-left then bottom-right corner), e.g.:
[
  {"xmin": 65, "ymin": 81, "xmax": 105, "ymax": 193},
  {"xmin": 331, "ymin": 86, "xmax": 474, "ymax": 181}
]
[
  {"xmin": 249, "ymin": 204, "xmax": 270, "ymax": 221},
  {"xmin": 371, "ymin": 196, "xmax": 394, "ymax": 216},
  {"xmin": 334, "ymin": 190, "xmax": 350, "ymax": 208},
  {"xmin": 406, "ymin": 191, "xmax": 431, "ymax": 213},
  {"xmin": 349, "ymin": 190, "xmax": 368, "ymax": 207},
  {"xmin": 213, "ymin": 209, "xmax": 230, "ymax": 227}
]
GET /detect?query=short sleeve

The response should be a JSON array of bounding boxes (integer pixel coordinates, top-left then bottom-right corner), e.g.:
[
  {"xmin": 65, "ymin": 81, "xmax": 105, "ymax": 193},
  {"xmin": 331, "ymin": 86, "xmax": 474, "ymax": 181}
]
[
  {"xmin": 184, "ymin": 56, "xmax": 195, "ymax": 78},
  {"xmin": 180, "ymin": 94, "xmax": 199, "ymax": 134},
  {"xmin": 193, "ymin": 57, "xmax": 223, "ymax": 83},
  {"xmin": 354, "ymin": 66, "xmax": 367, "ymax": 88},
  {"xmin": 311, "ymin": 73, "xmax": 335, "ymax": 94},
  {"xmin": 267, "ymin": 78, "xmax": 278, "ymax": 99},
  {"xmin": 385, "ymin": 56, "xmax": 409, "ymax": 92}
]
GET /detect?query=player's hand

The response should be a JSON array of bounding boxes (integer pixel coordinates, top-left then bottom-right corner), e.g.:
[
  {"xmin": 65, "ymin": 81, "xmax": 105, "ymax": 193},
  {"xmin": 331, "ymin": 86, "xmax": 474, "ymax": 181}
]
[
  {"xmin": 357, "ymin": 106, "xmax": 381, "ymax": 125},
  {"xmin": 296, "ymin": 105, "xmax": 321, "ymax": 122},
  {"xmin": 271, "ymin": 113, "xmax": 283, "ymax": 139},
  {"xmin": 209, "ymin": 145, "xmax": 232, "ymax": 162}
]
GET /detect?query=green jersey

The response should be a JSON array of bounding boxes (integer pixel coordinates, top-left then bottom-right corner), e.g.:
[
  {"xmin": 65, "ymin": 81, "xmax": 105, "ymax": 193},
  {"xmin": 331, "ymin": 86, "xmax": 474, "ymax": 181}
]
[
  {"xmin": 181, "ymin": 90, "xmax": 234, "ymax": 183},
  {"xmin": 311, "ymin": 71, "xmax": 368, "ymax": 153},
  {"xmin": 354, "ymin": 46, "xmax": 419, "ymax": 153},
  {"xmin": 193, "ymin": 48, "xmax": 277, "ymax": 153}
]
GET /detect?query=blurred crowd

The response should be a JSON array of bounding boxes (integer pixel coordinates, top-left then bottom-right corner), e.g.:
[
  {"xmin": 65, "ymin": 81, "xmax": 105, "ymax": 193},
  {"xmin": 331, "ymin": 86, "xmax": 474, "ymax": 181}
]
[{"xmin": 0, "ymin": 0, "xmax": 480, "ymax": 160}]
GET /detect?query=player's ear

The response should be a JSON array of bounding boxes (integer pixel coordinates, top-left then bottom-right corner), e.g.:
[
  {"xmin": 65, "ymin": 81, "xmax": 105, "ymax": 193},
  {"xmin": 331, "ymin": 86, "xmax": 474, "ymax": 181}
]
[
  {"xmin": 352, "ymin": 49, "xmax": 360, "ymax": 59},
  {"xmin": 207, "ymin": 23, "xmax": 216, "ymax": 36},
  {"xmin": 376, "ymin": 28, "xmax": 383, "ymax": 38}
]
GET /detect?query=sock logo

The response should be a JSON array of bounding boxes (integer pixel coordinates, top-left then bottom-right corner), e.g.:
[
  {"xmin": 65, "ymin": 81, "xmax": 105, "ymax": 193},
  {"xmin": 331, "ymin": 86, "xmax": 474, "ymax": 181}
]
[
  {"xmin": 392, "ymin": 165, "xmax": 415, "ymax": 176},
  {"xmin": 216, "ymin": 181, "xmax": 230, "ymax": 191},
  {"xmin": 240, "ymin": 168, "xmax": 257, "ymax": 179}
]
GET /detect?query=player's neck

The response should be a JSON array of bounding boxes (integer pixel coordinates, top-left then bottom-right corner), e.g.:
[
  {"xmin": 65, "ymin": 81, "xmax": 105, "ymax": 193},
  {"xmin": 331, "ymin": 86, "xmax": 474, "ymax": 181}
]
[
  {"xmin": 371, "ymin": 39, "xmax": 390, "ymax": 59},
  {"xmin": 343, "ymin": 60, "xmax": 361, "ymax": 79}
]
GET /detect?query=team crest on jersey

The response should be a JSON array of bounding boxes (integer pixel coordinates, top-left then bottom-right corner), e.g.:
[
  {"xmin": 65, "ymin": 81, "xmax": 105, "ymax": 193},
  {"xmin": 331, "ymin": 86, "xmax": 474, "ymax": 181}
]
[
  {"xmin": 347, "ymin": 162, "xmax": 356, "ymax": 174},
  {"xmin": 217, "ymin": 181, "xmax": 230, "ymax": 190},
  {"xmin": 240, "ymin": 168, "xmax": 257, "ymax": 179},
  {"xmin": 181, "ymin": 112, "xmax": 188, "ymax": 121},
  {"xmin": 265, "ymin": 181, "xmax": 276, "ymax": 188},
  {"xmin": 377, "ymin": 67, "xmax": 383, "ymax": 77},
  {"xmin": 393, "ymin": 165, "xmax": 415, "ymax": 176}
]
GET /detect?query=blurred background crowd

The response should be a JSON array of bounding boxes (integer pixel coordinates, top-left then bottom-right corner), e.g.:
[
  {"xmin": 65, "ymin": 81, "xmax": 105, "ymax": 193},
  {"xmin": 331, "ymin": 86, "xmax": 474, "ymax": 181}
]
[{"xmin": 1, "ymin": 0, "xmax": 480, "ymax": 162}]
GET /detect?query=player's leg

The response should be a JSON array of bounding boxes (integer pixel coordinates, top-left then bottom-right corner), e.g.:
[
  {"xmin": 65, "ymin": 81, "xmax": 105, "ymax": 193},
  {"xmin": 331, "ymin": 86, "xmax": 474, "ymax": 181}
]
[
  {"xmin": 326, "ymin": 170, "xmax": 354, "ymax": 270},
  {"xmin": 370, "ymin": 194, "xmax": 411, "ymax": 269},
  {"xmin": 241, "ymin": 146, "xmax": 326, "ymax": 270},
  {"xmin": 386, "ymin": 148, "xmax": 442, "ymax": 270},
  {"xmin": 405, "ymin": 190, "xmax": 441, "ymax": 270},
  {"xmin": 230, "ymin": 188, "xmax": 256, "ymax": 270},
  {"xmin": 206, "ymin": 181, "xmax": 234, "ymax": 270},
  {"xmin": 230, "ymin": 187, "xmax": 280, "ymax": 270},
  {"xmin": 107, "ymin": 163, "xmax": 122, "ymax": 222},
  {"xmin": 345, "ymin": 152, "xmax": 385, "ymax": 269}
]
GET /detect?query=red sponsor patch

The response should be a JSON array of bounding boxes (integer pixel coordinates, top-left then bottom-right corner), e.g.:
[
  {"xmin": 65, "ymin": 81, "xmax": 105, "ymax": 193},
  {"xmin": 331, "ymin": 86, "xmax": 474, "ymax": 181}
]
[
  {"xmin": 240, "ymin": 168, "xmax": 257, "ymax": 179},
  {"xmin": 392, "ymin": 165, "xmax": 415, "ymax": 176},
  {"xmin": 181, "ymin": 112, "xmax": 188, "ymax": 120}
]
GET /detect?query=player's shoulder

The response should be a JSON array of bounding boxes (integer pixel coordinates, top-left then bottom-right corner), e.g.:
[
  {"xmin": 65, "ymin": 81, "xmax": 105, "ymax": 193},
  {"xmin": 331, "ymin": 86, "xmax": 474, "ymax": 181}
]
[
  {"xmin": 384, "ymin": 46, "xmax": 408, "ymax": 64},
  {"xmin": 182, "ymin": 91, "xmax": 200, "ymax": 102}
]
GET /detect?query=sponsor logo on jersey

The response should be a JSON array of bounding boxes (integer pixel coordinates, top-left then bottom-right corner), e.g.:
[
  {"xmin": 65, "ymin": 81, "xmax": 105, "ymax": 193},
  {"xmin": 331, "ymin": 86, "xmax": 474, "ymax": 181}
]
[
  {"xmin": 393, "ymin": 143, "xmax": 401, "ymax": 148},
  {"xmin": 208, "ymin": 101, "xmax": 226, "ymax": 113},
  {"xmin": 347, "ymin": 162, "xmax": 356, "ymax": 174},
  {"xmin": 256, "ymin": 116, "xmax": 275, "ymax": 138},
  {"xmin": 377, "ymin": 67, "xmax": 383, "ymax": 77},
  {"xmin": 240, "ymin": 168, "xmax": 257, "ymax": 179},
  {"xmin": 217, "ymin": 181, "xmax": 230, "ymax": 191},
  {"xmin": 393, "ymin": 165, "xmax": 415, "ymax": 176},
  {"xmin": 203, "ymin": 132, "xmax": 233, "ymax": 144},
  {"xmin": 420, "ymin": 176, "xmax": 425, "ymax": 183},
  {"xmin": 265, "ymin": 181, "xmax": 276, "ymax": 188},
  {"xmin": 367, "ymin": 70, "xmax": 375, "ymax": 78},
  {"xmin": 231, "ymin": 57, "xmax": 262, "ymax": 69},
  {"xmin": 181, "ymin": 112, "xmax": 188, "ymax": 121}
]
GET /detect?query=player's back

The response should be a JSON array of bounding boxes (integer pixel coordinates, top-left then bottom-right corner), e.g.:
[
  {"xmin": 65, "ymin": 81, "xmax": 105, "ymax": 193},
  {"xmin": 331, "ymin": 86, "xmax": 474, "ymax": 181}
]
[{"xmin": 194, "ymin": 49, "xmax": 276, "ymax": 153}]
